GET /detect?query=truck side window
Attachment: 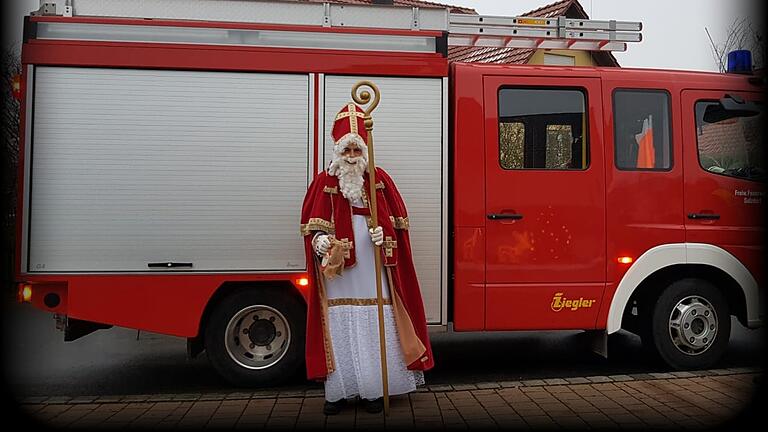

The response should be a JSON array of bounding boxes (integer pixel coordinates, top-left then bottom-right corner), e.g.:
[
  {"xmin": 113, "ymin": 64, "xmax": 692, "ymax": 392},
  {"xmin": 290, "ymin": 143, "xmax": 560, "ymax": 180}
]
[
  {"xmin": 498, "ymin": 88, "xmax": 588, "ymax": 170},
  {"xmin": 613, "ymin": 89, "xmax": 672, "ymax": 171},
  {"xmin": 695, "ymin": 100, "xmax": 764, "ymax": 182}
]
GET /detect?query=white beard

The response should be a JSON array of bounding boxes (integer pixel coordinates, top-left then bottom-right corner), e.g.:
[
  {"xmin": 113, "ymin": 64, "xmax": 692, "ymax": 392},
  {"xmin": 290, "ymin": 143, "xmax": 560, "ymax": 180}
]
[{"xmin": 335, "ymin": 155, "xmax": 366, "ymax": 202}]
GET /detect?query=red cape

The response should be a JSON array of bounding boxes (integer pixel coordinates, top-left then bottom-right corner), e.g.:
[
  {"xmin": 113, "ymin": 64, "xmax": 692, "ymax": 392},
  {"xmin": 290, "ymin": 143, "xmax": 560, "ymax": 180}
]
[{"xmin": 300, "ymin": 167, "xmax": 434, "ymax": 381}]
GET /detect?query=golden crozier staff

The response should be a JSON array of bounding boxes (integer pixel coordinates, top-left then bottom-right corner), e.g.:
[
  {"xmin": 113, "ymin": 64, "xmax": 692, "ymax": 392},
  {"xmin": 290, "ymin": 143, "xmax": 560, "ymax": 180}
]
[{"xmin": 351, "ymin": 80, "xmax": 390, "ymax": 416}]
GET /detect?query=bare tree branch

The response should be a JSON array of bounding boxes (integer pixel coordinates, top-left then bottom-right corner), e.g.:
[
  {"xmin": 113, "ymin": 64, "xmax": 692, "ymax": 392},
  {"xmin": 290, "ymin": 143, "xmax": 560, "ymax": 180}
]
[
  {"xmin": 705, "ymin": 27, "xmax": 725, "ymax": 72},
  {"xmin": 706, "ymin": 18, "xmax": 766, "ymax": 72}
]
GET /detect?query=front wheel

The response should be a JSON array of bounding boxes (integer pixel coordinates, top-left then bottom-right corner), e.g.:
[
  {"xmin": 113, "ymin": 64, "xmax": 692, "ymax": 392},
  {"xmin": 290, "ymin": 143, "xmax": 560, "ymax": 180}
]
[
  {"xmin": 205, "ymin": 288, "xmax": 306, "ymax": 387},
  {"xmin": 645, "ymin": 278, "xmax": 730, "ymax": 370}
]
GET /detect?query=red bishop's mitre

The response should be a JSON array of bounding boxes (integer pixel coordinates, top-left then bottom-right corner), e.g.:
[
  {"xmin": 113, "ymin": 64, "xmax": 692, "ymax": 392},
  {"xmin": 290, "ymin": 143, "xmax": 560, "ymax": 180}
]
[{"xmin": 331, "ymin": 103, "xmax": 368, "ymax": 145}]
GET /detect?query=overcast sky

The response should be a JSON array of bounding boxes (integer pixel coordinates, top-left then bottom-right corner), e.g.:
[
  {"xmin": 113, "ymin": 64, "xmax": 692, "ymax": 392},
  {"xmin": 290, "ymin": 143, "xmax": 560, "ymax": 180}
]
[{"xmin": 3, "ymin": 0, "xmax": 763, "ymax": 71}]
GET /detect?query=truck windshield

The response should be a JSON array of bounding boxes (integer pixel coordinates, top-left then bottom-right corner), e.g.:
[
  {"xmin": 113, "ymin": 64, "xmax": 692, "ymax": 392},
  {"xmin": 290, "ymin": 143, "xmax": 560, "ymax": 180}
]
[{"xmin": 695, "ymin": 100, "xmax": 765, "ymax": 182}]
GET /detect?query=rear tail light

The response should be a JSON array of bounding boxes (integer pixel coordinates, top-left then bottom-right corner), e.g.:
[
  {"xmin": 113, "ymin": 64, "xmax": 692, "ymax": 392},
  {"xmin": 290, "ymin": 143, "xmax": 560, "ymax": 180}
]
[
  {"xmin": 18, "ymin": 284, "xmax": 32, "ymax": 303},
  {"xmin": 12, "ymin": 74, "xmax": 22, "ymax": 101}
]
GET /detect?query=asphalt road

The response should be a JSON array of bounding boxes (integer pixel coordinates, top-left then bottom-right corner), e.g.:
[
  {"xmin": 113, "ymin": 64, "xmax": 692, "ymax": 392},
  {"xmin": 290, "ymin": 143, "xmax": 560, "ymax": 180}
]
[{"xmin": 3, "ymin": 300, "xmax": 764, "ymax": 398}]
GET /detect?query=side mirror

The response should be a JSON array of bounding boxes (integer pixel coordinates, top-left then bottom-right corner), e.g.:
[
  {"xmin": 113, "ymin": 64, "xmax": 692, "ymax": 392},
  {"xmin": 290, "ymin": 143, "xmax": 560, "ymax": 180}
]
[{"xmin": 703, "ymin": 94, "xmax": 761, "ymax": 123}]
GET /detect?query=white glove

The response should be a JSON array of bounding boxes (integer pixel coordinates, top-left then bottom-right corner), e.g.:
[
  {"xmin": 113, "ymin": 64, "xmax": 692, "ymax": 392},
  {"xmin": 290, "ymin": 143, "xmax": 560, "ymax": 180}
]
[
  {"xmin": 369, "ymin": 226, "xmax": 384, "ymax": 246},
  {"xmin": 313, "ymin": 234, "xmax": 331, "ymax": 257}
]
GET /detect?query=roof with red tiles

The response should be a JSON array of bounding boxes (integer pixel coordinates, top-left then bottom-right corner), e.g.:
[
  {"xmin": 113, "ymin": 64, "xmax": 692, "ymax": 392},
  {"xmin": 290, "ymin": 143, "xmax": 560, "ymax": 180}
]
[
  {"xmin": 447, "ymin": 46, "xmax": 535, "ymax": 64},
  {"xmin": 297, "ymin": 0, "xmax": 476, "ymax": 15},
  {"xmin": 447, "ymin": 0, "xmax": 619, "ymax": 67},
  {"xmin": 525, "ymin": 0, "xmax": 586, "ymax": 18},
  {"xmin": 697, "ymin": 118, "xmax": 759, "ymax": 162}
]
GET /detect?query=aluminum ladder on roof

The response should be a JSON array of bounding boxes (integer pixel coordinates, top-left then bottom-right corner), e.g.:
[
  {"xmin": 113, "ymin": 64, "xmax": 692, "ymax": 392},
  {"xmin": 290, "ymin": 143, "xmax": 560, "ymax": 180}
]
[
  {"xmin": 34, "ymin": 0, "xmax": 642, "ymax": 52},
  {"xmin": 448, "ymin": 14, "xmax": 642, "ymax": 52}
]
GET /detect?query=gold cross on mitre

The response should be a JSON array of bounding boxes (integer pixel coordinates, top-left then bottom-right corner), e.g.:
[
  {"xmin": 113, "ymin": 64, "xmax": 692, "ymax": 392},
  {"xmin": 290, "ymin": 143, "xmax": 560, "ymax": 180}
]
[{"xmin": 335, "ymin": 103, "xmax": 366, "ymax": 135}]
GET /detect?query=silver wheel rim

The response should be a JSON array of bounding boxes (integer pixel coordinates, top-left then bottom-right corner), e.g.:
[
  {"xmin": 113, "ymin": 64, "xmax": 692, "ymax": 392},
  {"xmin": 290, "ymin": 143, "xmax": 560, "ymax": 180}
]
[
  {"xmin": 224, "ymin": 305, "xmax": 290, "ymax": 370},
  {"xmin": 668, "ymin": 295, "xmax": 718, "ymax": 356}
]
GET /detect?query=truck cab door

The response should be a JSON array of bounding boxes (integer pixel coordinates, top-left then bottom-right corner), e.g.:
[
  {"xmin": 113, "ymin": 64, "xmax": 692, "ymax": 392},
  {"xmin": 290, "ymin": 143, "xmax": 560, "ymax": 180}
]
[
  {"xmin": 483, "ymin": 76, "xmax": 605, "ymax": 330},
  {"xmin": 681, "ymin": 90, "xmax": 765, "ymax": 286}
]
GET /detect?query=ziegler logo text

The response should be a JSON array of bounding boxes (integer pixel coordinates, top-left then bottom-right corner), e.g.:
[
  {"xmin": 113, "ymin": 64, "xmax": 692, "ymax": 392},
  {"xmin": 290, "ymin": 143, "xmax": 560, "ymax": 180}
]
[{"xmin": 551, "ymin": 292, "xmax": 596, "ymax": 312}]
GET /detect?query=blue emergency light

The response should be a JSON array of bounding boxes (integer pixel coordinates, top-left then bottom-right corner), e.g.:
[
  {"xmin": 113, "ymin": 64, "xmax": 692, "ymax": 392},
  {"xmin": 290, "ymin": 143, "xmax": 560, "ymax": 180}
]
[{"xmin": 726, "ymin": 50, "xmax": 753, "ymax": 74}]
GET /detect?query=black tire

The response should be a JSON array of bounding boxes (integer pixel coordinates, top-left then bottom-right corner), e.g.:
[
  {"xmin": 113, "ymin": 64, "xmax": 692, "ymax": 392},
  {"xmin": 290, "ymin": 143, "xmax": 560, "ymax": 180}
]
[
  {"xmin": 646, "ymin": 278, "xmax": 730, "ymax": 370},
  {"xmin": 204, "ymin": 288, "xmax": 306, "ymax": 387}
]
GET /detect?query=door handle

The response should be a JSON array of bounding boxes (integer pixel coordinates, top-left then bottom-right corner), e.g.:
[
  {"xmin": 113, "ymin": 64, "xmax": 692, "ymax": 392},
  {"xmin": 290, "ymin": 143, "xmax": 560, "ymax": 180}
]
[
  {"xmin": 487, "ymin": 213, "xmax": 524, "ymax": 220},
  {"xmin": 687, "ymin": 213, "xmax": 720, "ymax": 220},
  {"xmin": 148, "ymin": 262, "xmax": 194, "ymax": 268}
]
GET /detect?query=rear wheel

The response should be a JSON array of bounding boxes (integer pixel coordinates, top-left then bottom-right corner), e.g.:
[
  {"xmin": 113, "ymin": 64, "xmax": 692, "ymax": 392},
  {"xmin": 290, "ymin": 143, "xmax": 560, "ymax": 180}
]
[
  {"xmin": 644, "ymin": 278, "xmax": 730, "ymax": 370},
  {"xmin": 205, "ymin": 288, "xmax": 306, "ymax": 387}
]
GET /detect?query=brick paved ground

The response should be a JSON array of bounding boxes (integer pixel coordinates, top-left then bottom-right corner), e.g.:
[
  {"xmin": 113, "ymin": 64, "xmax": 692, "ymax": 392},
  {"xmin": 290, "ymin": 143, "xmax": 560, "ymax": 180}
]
[{"xmin": 16, "ymin": 368, "xmax": 763, "ymax": 430}]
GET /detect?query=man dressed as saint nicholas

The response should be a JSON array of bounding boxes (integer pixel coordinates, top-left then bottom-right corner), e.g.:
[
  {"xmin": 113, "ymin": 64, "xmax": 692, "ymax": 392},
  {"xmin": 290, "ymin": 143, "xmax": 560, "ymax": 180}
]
[{"xmin": 300, "ymin": 102, "xmax": 434, "ymax": 415}]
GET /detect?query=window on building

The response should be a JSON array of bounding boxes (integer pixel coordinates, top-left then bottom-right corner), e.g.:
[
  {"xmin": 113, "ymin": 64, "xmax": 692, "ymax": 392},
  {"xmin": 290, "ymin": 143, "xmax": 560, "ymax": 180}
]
[
  {"xmin": 498, "ymin": 88, "xmax": 588, "ymax": 170},
  {"xmin": 613, "ymin": 90, "xmax": 672, "ymax": 171},
  {"xmin": 695, "ymin": 99, "xmax": 764, "ymax": 182},
  {"xmin": 544, "ymin": 53, "xmax": 576, "ymax": 66}
]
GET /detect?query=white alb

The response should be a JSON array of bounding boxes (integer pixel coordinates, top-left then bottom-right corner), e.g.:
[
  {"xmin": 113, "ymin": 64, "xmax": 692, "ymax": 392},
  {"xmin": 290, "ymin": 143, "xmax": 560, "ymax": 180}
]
[{"xmin": 323, "ymin": 197, "xmax": 424, "ymax": 402}]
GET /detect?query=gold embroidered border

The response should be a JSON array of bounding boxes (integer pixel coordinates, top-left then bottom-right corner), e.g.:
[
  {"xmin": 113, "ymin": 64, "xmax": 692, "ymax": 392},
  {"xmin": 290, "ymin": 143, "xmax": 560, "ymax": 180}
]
[
  {"xmin": 312, "ymin": 257, "xmax": 335, "ymax": 373},
  {"xmin": 390, "ymin": 216, "xmax": 410, "ymax": 230},
  {"xmin": 349, "ymin": 103, "xmax": 360, "ymax": 134},
  {"xmin": 328, "ymin": 298, "xmax": 393, "ymax": 307},
  {"xmin": 300, "ymin": 218, "xmax": 335, "ymax": 236},
  {"xmin": 383, "ymin": 236, "xmax": 397, "ymax": 258},
  {"xmin": 323, "ymin": 186, "xmax": 338, "ymax": 194},
  {"xmin": 337, "ymin": 238, "xmax": 353, "ymax": 259}
]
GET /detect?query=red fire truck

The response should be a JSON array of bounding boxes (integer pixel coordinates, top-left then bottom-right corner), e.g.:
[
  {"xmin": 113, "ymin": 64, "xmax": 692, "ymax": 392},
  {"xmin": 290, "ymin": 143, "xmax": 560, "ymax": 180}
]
[{"xmin": 15, "ymin": 0, "xmax": 764, "ymax": 386}]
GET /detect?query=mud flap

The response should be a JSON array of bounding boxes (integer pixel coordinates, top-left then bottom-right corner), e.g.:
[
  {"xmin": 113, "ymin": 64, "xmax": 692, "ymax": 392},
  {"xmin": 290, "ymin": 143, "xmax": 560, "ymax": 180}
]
[
  {"xmin": 56, "ymin": 314, "xmax": 113, "ymax": 342},
  {"xmin": 584, "ymin": 330, "xmax": 608, "ymax": 358},
  {"xmin": 187, "ymin": 337, "xmax": 204, "ymax": 360}
]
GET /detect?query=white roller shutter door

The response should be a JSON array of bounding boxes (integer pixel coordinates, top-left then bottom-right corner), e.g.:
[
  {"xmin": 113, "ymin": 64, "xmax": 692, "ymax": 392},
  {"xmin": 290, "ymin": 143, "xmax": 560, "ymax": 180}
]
[
  {"xmin": 29, "ymin": 67, "xmax": 310, "ymax": 273},
  {"xmin": 322, "ymin": 76, "xmax": 444, "ymax": 324}
]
